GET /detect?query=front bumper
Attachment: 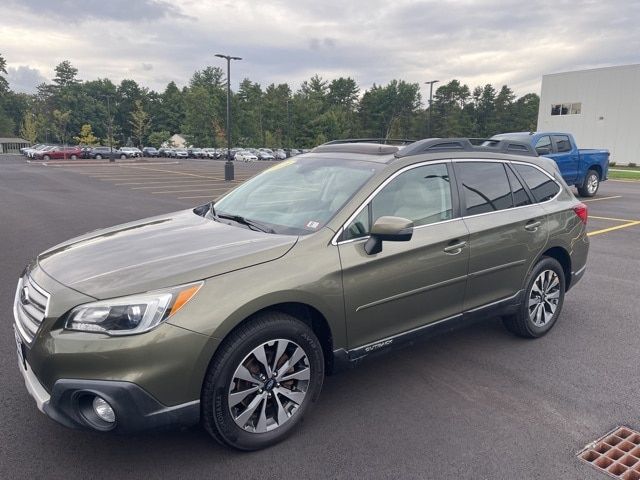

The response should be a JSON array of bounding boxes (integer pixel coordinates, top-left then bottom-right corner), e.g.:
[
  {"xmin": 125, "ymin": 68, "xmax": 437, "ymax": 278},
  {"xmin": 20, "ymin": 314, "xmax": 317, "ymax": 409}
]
[{"xmin": 18, "ymin": 358, "xmax": 200, "ymax": 433}]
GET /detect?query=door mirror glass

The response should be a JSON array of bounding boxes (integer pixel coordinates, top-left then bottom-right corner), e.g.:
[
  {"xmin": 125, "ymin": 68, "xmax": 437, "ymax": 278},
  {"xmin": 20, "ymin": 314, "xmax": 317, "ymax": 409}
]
[{"xmin": 365, "ymin": 216, "xmax": 413, "ymax": 254}]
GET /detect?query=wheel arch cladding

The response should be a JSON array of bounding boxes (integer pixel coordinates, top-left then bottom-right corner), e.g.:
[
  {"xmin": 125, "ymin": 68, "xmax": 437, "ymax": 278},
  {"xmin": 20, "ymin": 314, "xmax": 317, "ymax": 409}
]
[
  {"xmin": 541, "ymin": 246, "xmax": 572, "ymax": 290},
  {"xmin": 213, "ymin": 302, "xmax": 335, "ymax": 376}
]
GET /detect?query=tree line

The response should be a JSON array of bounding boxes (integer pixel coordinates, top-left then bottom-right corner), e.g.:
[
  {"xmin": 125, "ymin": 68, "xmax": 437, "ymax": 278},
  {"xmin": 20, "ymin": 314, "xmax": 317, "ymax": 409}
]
[{"xmin": 0, "ymin": 55, "xmax": 539, "ymax": 148}]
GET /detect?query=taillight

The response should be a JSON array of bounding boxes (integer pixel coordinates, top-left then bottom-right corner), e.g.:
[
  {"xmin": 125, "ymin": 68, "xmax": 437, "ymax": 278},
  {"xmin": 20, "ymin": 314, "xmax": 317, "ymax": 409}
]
[{"xmin": 573, "ymin": 203, "xmax": 588, "ymax": 224}]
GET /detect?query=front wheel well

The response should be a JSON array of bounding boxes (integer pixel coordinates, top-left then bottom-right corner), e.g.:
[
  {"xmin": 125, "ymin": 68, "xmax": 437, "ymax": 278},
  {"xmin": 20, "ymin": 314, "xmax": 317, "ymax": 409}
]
[
  {"xmin": 228, "ymin": 302, "xmax": 335, "ymax": 375},
  {"xmin": 541, "ymin": 246, "xmax": 572, "ymax": 290}
]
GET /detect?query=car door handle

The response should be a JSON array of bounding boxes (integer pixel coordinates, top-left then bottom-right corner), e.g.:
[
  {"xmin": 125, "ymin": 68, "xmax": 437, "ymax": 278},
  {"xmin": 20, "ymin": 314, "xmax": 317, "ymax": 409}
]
[
  {"xmin": 443, "ymin": 241, "xmax": 467, "ymax": 255},
  {"xmin": 524, "ymin": 220, "xmax": 542, "ymax": 232}
]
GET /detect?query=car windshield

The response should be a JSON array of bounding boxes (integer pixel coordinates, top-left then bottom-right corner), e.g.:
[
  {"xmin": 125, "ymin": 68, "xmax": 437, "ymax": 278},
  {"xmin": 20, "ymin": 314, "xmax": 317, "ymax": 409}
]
[{"xmin": 213, "ymin": 156, "xmax": 382, "ymax": 235}]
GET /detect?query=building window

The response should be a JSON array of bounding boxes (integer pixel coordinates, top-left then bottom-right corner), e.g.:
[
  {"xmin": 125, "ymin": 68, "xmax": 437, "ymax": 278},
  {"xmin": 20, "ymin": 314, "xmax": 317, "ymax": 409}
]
[{"xmin": 551, "ymin": 102, "xmax": 581, "ymax": 116}]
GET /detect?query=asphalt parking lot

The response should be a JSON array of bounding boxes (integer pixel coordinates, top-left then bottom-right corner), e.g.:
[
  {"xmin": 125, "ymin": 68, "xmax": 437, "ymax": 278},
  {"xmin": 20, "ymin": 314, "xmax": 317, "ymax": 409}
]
[{"xmin": 1, "ymin": 154, "xmax": 639, "ymax": 479}]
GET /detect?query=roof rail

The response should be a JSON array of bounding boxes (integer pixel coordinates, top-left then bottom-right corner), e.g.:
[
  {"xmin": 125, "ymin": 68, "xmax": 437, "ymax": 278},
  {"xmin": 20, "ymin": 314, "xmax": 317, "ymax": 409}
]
[
  {"xmin": 322, "ymin": 138, "xmax": 416, "ymax": 146},
  {"xmin": 395, "ymin": 137, "xmax": 537, "ymax": 158},
  {"xmin": 311, "ymin": 142, "xmax": 400, "ymax": 155}
]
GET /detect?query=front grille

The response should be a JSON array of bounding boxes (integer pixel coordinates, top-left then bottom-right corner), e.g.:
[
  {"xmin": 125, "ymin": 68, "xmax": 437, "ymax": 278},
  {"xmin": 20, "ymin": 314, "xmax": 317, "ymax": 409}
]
[{"xmin": 13, "ymin": 275, "xmax": 50, "ymax": 344}]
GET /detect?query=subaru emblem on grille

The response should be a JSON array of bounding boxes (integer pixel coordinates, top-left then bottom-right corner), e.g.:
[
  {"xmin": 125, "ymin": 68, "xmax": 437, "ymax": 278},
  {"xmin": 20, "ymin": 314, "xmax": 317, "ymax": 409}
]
[{"xmin": 20, "ymin": 286, "xmax": 29, "ymax": 304}]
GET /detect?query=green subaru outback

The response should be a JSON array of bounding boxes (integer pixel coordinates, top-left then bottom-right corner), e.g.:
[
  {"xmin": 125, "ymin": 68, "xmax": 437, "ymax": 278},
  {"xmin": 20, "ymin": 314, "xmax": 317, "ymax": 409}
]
[{"xmin": 13, "ymin": 138, "xmax": 589, "ymax": 450}]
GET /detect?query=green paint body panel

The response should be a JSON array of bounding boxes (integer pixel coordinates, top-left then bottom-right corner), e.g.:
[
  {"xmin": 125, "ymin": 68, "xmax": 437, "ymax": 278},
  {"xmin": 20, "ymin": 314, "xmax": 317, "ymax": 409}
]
[{"xmin": 18, "ymin": 149, "xmax": 589, "ymax": 416}]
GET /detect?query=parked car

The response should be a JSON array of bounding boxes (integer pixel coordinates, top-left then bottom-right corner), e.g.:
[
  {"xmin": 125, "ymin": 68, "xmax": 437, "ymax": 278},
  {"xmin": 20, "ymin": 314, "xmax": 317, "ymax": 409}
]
[
  {"xmin": 274, "ymin": 149, "xmax": 287, "ymax": 160},
  {"xmin": 234, "ymin": 150, "xmax": 258, "ymax": 162},
  {"xmin": 27, "ymin": 145, "xmax": 54, "ymax": 158},
  {"xmin": 142, "ymin": 147, "xmax": 159, "ymax": 157},
  {"xmin": 117, "ymin": 147, "xmax": 142, "ymax": 159},
  {"xmin": 22, "ymin": 143, "xmax": 43, "ymax": 155},
  {"xmin": 257, "ymin": 151, "xmax": 275, "ymax": 161},
  {"xmin": 202, "ymin": 148, "xmax": 218, "ymax": 159},
  {"xmin": 13, "ymin": 137, "xmax": 589, "ymax": 450},
  {"xmin": 33, "ymin": 146, "xmax": 83, "ymax": 160},
  {"xmin": 89, "ymin": 146, "xmax": 115, "ymax": 159},
  {"xmin": 188, "ymin": 148, "xmax": 206, "ymax": 158},
  {"xmin": 491, "ymin": 132, "xmax": 609, "ymax": 197},
  {"xmin": 287, "ymin": 148, "xmax": 301, "ymax": 157},
  {"xmin": 174, "ymin": 148, "xmax": 189, "ymax": 159}
]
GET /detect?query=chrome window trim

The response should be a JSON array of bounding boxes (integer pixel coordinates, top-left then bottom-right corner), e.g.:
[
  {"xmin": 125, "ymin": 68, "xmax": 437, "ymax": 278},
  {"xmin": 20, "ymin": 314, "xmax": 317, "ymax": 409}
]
[{"xmin": 332, "ymin": 158, "xmax": 563, "ymax": 246}]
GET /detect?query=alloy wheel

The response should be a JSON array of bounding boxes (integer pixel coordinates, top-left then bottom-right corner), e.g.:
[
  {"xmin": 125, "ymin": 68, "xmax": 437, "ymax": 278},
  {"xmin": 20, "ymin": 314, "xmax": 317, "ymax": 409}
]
[
  {"xmin": 587, "ymin": 174, "xmax": 598, "ymax": 194},
  {"xmin": 228, "ymin": 339, "xmax": 310, "ymax": 433},
  {"xmin": 528, "ymin": 269, "xmax": 561, "ymax": 327}
]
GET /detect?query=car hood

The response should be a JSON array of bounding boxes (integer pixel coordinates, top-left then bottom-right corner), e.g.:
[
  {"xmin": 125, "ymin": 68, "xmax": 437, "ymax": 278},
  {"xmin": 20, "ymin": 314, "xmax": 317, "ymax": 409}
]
[{"xmin": 37, "ymin": 209, "xmax": 298, "ymax": 299}]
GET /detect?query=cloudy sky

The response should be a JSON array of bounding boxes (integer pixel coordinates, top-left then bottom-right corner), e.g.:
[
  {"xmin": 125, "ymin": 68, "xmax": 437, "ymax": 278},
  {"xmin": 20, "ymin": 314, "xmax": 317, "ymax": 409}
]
[{"xmin": 1, "ymin": 0, "xmax": 638, "ymax": 100}]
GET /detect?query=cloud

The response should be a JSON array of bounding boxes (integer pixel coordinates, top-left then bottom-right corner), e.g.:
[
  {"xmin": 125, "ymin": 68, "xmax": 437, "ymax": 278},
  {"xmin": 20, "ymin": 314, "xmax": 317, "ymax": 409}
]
[
  {"xmin": 6, "ymin": 65, "xmax": 48, "ymax": 93},
  {"xmin": 0, "ymin": 0, "xmax": 638, "ymax": 99},
  {"xmin": 8, "ymin": 0, "xmax": 184, "ymax": 22}
]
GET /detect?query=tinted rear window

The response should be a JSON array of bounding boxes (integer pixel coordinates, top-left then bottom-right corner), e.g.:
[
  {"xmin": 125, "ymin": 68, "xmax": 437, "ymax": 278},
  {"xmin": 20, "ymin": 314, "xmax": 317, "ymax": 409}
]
[
  {"xmin": 513, "ymin": 164, "xmax": 560, "ymax": 202},
  {"xmin": 457, "ymin": 162, "xmax": 513, "ymax": 215},
  {"xmin": 505, "ymin": 165, "xmax": 531, "ymax": 207}
]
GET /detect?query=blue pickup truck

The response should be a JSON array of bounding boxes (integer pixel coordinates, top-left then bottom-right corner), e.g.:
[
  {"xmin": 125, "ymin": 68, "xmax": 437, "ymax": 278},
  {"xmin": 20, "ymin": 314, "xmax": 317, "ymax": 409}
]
[{"xmin": 492, "ymin": 132, "xmax": 610, "ymax": 197}]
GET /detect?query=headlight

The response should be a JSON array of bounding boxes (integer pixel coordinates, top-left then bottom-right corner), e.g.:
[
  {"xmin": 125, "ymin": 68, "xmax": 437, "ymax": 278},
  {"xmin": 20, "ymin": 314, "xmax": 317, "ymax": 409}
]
[{"xmin": 65, "ymin": 282, "xmax": 202, "ymax": 335}]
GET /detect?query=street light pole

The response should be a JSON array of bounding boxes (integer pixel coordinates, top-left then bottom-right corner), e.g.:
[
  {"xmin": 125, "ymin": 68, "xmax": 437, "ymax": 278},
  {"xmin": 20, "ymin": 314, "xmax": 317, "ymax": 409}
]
[
  {"xmin": 215, "ymin": 53, "xmax": 242, "ymax": 181},
  {"xmin": 101, "ymin": 95, "xmax": 115, "ymax": 162},
  {"xmin": 425, "ymin": 80, "xmax": 439, "ymax": 138}
]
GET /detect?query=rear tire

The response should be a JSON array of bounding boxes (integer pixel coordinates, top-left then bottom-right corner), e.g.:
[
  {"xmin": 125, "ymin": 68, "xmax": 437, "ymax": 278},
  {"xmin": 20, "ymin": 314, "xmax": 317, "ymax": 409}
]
[
  {"xmin": 201, "ymin": 311, "xmax": 324, "ymax": 450},
  {"xmin": 95, "ymin": 154, "xmax": 102, "ymax": 159},
  {"xmin": 502, "ymin": 256, "xmax": 566, "ymax": 338},
  {"xmin": 71, "ymin": 155, "xmax": 77, "ymax": 160},
  {"xmin": 577, "ymin": 169, "xmax": 599, "ymax": 197}
]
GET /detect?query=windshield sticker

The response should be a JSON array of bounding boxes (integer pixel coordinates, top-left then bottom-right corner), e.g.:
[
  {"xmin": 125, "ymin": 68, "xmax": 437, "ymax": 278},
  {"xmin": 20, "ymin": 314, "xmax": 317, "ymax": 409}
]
[{"xmin": 305, "ymin": 221, "xmax": 320, "ymax": 230}]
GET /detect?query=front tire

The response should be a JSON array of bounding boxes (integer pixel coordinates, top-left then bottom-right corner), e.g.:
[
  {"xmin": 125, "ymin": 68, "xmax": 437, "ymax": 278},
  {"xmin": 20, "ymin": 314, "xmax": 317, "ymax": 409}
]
[
  {"xmin": 503, "ymin": 256, "xmax": 565, "ymax": 338},
  {"xmin": 577, "ymin": 169, "xmax": 599, "ymax": 197},
  {"xmin": 201, "ymin": 312, "xmax": 324, "ymax": 450},
  {"xmin": 120, "ymin": 154, "xmax": 127, "ymax": 160}
]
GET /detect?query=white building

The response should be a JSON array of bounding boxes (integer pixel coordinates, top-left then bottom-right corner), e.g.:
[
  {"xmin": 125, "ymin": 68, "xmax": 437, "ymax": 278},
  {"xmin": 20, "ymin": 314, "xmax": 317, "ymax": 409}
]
[{"xmin": 537, "ymin": 64, "xmax": 640, "ymax": 165}]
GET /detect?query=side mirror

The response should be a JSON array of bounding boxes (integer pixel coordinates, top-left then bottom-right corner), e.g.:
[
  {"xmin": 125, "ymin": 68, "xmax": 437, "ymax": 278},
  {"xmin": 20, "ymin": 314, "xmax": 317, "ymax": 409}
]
[
  {"xmin": 364, "ymin": 216, "xmax": 414, "ymax": 255},
  {"xmin": 536, "ymin": 147, "xmax": 551, "ymax": 155}
]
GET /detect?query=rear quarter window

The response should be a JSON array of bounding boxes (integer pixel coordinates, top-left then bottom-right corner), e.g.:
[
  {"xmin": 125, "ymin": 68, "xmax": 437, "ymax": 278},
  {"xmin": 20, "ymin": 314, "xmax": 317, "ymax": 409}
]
[{"xmin": 513, "ymin": 164, "xmax": 560, "ymax": 203}]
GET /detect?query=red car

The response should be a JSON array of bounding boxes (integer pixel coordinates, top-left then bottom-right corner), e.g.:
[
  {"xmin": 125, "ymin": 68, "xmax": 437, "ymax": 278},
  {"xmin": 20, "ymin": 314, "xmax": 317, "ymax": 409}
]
[{"xmin": 33, "ymin": 146, "xmax": 83, "ymax": 161}]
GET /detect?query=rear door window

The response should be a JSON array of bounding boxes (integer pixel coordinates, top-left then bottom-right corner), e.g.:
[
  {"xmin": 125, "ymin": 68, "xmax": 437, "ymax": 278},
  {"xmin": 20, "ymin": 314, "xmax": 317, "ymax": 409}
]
[
  {"xmin": 505, "ymin": 165, "xmax": 531, "ymax": 207},
  {"xmin": 457, "ymin": 162, "xmax": 513, "ymax": 215},
  {"xmin": 513, "ymin": 164, "xmax": 560, "ymax": 202},
  {"xmin": 552, "ymin": 135, "xmax": 572, "ymax": 153}
]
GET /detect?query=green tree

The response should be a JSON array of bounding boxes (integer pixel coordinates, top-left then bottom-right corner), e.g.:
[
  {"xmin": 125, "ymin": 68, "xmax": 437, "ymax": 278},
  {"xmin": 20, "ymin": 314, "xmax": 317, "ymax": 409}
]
[
  {"xmin": 147, "ymin": 130, "xmax": 171, "ymax": 147},
  {"xmin": 52, "ymin": 109, "xmax": 71, "ymax": 144},
  {"xmin": 0, "ymin": 53, "xmax": 9, "ymax": 95},
  {"xmin": 129, "ymin": 99, "xmax": 150, "ymax": 146},
  {"xmin": 20, "ymin": 112, "xmax": 37, "ymax": 143},
  {"xmin": 52, "ymin": 60, "xmax": 80, "ymax": 88},
  {"xmin": 74, "ymin": 123, "xmax": 98, "ymax": 145}
]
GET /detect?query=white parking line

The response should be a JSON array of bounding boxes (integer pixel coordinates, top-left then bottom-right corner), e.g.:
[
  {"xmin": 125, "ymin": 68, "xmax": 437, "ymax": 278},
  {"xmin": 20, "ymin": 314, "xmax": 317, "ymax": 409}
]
[
  {"xmin": 583, "ymin": 195, "xmax": 622, "ymax": 203},
  {"xmin": 151, "ymin": 187, "xmax": 233, "ymax": 194}
]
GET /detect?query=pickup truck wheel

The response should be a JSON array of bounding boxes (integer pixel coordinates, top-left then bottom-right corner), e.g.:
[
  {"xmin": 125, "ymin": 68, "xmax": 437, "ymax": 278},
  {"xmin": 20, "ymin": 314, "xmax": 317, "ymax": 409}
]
[
  {"xmin": 577, "ymin": 169, "xmax": 599, "ymax": 197},
  {"xmin": 502, "ymin": 256, "xmax": 565, "ymax": 338},
  {"xmin": 202, "ymin": 311, "xmax": 324, "ymax": 450}
]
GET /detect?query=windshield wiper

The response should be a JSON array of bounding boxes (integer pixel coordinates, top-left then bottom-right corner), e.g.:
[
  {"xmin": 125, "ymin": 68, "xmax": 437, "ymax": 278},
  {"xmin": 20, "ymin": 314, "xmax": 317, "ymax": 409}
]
[{"xmin": 217, "ymin": 213, "xmax": 276, "ymax": 234}]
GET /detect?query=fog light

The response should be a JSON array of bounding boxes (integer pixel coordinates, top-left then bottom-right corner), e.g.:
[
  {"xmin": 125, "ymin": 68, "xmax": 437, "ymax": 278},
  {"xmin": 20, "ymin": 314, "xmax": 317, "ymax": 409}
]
[{"xmin": 92, "ymin": 396, "xmax": 116, "ymax": 423}]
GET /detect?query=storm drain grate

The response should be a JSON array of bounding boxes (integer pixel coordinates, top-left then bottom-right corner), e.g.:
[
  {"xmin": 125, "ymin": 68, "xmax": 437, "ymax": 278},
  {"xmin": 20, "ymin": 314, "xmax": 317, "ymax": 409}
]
[{"xmin": 579, "ymin": 427, "xmax": 640, "ymax": 479}]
